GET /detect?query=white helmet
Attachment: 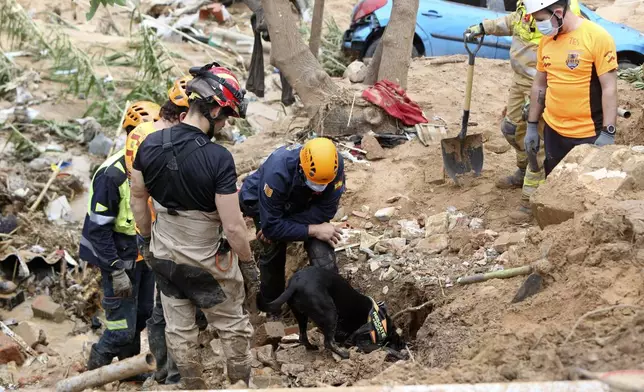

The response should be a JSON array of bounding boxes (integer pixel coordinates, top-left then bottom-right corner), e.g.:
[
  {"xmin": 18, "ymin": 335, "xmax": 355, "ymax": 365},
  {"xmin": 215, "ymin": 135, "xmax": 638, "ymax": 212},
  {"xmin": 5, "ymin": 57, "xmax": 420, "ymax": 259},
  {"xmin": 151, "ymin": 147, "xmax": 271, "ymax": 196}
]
[{"xmin": 524, "ymin": 0, "xmax": 559, "ymax": 14}]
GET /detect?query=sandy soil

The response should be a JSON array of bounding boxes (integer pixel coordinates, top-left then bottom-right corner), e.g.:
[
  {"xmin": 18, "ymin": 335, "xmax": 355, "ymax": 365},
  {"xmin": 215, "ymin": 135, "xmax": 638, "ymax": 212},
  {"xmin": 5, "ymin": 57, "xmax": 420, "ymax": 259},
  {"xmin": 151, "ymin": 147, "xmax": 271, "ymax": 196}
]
[{"xmin": 1, "ymin": 0, "xmax": 643, "ymax": 389}]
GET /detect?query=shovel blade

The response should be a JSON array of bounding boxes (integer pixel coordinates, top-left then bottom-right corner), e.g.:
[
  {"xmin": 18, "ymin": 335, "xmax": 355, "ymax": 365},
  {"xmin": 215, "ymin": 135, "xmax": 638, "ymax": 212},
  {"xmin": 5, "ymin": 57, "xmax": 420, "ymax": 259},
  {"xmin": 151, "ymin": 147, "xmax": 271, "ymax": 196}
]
[{"xmin": 441, "ymin": 133, "xmax": 484, "ymax": 182}]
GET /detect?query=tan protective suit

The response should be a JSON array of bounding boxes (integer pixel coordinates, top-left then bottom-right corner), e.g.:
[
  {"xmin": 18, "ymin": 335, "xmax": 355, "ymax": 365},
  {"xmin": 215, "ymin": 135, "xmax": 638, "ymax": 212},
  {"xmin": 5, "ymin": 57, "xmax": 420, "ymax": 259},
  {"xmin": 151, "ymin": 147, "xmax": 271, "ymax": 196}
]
[
  {"xmin": 481, "ymin": 0, "xmax": 580, "ymax": 200},
  {"xmin": 150, "ymin": 200, "xmax": 253, "ymax": 388}
]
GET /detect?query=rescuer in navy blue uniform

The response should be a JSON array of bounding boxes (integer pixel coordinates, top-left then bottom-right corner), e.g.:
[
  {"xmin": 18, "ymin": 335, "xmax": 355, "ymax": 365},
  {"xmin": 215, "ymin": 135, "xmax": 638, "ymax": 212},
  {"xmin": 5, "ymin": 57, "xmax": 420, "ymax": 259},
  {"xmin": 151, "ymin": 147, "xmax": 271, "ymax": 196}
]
[
  {"xmin": 239, "ymin": 137, "xmax": 345, "ymax": 316},
  {"xmin": 79, "ymin": 102, "xmax": 159, "ymax": 375}
]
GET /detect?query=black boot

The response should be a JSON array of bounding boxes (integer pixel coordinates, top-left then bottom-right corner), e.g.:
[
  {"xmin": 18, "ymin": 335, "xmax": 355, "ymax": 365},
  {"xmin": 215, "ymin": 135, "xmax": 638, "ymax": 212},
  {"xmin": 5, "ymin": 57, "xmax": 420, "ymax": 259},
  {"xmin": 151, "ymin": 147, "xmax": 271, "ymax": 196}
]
[
  {"xmin": 227, "ymin": 361, "xmax": 251, "ymax": 386},
  {"xmin": 87, "ymin": 344, "xmax": 113, "ymax": 371}
]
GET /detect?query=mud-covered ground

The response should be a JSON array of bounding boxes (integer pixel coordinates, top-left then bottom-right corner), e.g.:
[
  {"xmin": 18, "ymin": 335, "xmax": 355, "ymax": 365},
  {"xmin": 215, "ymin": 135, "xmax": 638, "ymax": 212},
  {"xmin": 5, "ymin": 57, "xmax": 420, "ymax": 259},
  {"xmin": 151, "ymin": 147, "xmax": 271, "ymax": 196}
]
[{"xmin": 1, "ymin": 0, "xmax": 643, "ymax": 389}]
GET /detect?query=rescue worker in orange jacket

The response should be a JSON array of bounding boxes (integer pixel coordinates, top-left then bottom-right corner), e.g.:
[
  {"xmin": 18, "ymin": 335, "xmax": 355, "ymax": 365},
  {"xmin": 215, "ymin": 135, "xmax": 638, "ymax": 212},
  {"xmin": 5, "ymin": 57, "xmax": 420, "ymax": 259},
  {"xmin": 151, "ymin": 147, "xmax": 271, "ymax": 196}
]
[{"xmin": 465, "ymin": 0, "xmax": 580, "ymax": 222}]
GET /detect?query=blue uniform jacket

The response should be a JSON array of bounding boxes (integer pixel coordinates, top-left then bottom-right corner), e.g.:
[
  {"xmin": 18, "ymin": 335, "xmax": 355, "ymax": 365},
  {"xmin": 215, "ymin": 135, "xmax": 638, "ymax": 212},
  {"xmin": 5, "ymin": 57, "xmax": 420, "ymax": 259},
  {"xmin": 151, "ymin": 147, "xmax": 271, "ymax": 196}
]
[
  {"xmin": 239, "ymin": 145, "xmax": 345, "ymax": 242},
  {"xmin": 79, "ymin": 154, "xmax": 137, "ymax": 272}
]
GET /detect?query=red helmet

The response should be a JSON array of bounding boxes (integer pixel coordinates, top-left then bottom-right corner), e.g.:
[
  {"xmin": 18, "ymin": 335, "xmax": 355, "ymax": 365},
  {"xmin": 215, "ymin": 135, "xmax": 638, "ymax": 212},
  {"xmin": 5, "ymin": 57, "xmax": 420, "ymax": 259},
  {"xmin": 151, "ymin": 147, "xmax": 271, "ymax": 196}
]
[{"xmin": 186, "ymin": 62, "xmax": 247, "ymax": 118}]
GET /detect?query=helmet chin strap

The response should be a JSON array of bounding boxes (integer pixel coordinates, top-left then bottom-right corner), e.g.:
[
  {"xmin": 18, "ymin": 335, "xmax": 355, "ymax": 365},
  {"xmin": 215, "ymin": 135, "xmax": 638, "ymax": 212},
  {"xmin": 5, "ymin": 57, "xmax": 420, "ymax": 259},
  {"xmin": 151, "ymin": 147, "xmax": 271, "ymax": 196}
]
[
  {"xmin": 199, "ymin": 103, "xmax": 217, "ymax": 138},
  {"xmin": 552, "ymin": 7, "xmax": 567, "ymax": 40}
]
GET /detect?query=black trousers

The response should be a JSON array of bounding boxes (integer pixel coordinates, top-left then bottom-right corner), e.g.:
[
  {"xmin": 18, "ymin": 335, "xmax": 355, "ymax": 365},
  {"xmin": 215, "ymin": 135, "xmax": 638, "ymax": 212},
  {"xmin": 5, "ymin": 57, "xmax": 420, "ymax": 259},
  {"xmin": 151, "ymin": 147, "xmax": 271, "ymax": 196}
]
[
  {"xmin": 239, "ymin": 196, "xmax": 338, "ymax": 314},
  {"xmin": 544, "ymin": 123, "xmax": 599, "ymax": 177}
]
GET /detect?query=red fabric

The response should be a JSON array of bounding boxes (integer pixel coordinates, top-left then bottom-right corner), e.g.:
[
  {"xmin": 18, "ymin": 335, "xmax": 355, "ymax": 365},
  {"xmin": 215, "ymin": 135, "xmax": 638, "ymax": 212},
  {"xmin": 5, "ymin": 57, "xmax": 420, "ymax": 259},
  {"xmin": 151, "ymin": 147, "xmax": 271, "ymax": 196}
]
[{"xmin": 361, "ymin": 80, "xmax": 428, "ymax": 126}]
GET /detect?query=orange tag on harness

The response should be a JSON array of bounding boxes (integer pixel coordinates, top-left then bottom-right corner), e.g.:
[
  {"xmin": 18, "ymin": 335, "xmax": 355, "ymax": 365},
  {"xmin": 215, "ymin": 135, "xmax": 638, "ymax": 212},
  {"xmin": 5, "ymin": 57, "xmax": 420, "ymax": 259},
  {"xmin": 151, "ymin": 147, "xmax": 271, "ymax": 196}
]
[{"xmin": 263, "ymin": 183, "xmax": 273, "ymax": 198}]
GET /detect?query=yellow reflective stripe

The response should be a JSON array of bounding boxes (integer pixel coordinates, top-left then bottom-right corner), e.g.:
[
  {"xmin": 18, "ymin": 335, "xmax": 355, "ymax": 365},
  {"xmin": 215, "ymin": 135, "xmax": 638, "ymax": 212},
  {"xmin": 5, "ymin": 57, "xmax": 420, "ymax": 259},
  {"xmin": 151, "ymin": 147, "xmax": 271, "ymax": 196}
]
[
  {"xmin": 524, "ymin": 178, "xmax": 545, "ymax": 187},
  {"xmin": 113, "ymin": 161, "xmax": 125, "ymax": 174},
  {"xmin": 95, "ymin": 202, "xmax": 108, "ymax": 213},
  {"xmin": 105, "ymin": 319, "xmax": 128, "ymax": 330}
]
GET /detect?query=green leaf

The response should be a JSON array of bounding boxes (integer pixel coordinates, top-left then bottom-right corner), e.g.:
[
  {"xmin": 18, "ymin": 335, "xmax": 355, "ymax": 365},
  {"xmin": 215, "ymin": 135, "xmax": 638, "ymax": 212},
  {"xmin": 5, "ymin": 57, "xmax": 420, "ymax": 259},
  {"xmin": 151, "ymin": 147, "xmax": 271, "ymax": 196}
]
[{"xmin": 86, "ymin": 0, "xmax": 101, "ymax": 20}]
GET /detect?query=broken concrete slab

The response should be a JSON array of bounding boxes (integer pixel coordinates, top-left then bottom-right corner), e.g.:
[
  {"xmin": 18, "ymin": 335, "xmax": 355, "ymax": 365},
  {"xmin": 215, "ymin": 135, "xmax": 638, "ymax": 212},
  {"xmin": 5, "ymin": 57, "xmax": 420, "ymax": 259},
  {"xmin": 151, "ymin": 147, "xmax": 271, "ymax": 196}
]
[
  {"xmin": 13, "ymin": 321, "xmax": 39, "ymax": 348},
  {"xmin": 31, "ymin": 295, "xmax": 65, "ymax": 323},
  {"xmin": 254, "ymin": 322, "xmax": 285, "ymax": 347},
  {"xmin": 375, "ymin": 238, "xmax": 406, "ymax": 254},
  {"xmin": 374, "ymin": 207, "xmax": 397, "ymax": 222},
  {"xmin": 256, "ymin": 344, "xmax": 277, "ymax": 368},
  {"xmin": 532, "ymin": 145, "xmax": 644, "ymax": 228},
  {"xmin": 417, "ymin": 234, "xmax": 449, "ymax": 255},
  {"xmin": 493, "ymin": 231, "xmax": 526, "ymax": 253},
  {"xmin": 425, "ymin": 212, "xmax": 449, "ymax": 237}
]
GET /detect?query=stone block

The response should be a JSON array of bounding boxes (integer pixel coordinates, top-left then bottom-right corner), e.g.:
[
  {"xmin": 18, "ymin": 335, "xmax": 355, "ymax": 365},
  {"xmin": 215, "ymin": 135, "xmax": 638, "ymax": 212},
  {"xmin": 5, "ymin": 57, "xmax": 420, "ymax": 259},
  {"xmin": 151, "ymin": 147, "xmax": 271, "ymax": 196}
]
[
  {"xmin": 31, "ymin": 295, "xmax": 65, "ymax": 323},
  {"xmin": 253, "ymin": 322, "xmax": 285, "ymax": 347}
]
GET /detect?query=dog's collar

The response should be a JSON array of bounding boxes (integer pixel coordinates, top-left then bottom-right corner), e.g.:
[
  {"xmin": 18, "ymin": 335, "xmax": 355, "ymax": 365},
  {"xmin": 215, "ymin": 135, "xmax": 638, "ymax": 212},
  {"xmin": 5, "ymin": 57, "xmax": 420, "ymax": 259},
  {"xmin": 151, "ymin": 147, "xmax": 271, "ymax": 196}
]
[{"xmin": 368, "ymin": 297, "xmax": 388, "ymax": 344}]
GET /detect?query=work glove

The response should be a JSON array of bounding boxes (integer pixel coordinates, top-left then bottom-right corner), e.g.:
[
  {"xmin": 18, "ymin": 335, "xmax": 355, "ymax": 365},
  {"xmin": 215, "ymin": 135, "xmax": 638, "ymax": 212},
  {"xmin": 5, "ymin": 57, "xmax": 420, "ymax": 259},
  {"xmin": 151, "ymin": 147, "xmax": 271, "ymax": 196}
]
[
  {"xmin": 111, "ymin": 269, "xmax": 132, "ymax": 298},
  {"xmin": 524, "ymin": 121, "xmax": 540, "ymax": 155},
  {"xmin": 465, "ymin": 23, "xmax": 485, "ymax": 38},
  {"xmin": 594, "ymin": 129, "xmax": 615, "ymax": 146},
  {"xmin": 239, "ymin": 258, "xmax": 260, "ymax": 297},
  {"xmin": 137, "ymin": 233, "xmax": 152, "ymax": 268}
]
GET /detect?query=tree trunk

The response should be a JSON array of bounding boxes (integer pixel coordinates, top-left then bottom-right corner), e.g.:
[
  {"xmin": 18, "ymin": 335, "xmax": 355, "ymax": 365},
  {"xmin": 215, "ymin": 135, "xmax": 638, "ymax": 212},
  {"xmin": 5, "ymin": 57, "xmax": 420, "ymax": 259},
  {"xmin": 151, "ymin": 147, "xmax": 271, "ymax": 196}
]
[
  {"xmin": 364, "ymin": 0, "xmax": 419, "ymax": 88},
  {"xmin": 364, "ymin": 40, "xmax": 383, "ymax": 85},
  {"xmin": 308, "ymin": 0, "xmax": 325, "ymax": 58},
  {"xmin": 261, "ymin": 0, "xmax": 339, "ymax": 116}
]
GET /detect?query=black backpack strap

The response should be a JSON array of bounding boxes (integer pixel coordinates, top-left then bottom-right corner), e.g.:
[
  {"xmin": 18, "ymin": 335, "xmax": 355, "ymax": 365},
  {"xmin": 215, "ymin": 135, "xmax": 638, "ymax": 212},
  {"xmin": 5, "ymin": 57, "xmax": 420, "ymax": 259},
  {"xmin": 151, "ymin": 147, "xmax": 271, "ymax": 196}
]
[
  {"xmin": 162, "ymin": 128, "xmax": 178, "ymax": 171},
  {"xmin": 162, "ymin": 128, "xmax": 208, "ymax": 171},
  {"xmin": 175, "ymin": 135, "xmax": 208, "ymax": 166}
]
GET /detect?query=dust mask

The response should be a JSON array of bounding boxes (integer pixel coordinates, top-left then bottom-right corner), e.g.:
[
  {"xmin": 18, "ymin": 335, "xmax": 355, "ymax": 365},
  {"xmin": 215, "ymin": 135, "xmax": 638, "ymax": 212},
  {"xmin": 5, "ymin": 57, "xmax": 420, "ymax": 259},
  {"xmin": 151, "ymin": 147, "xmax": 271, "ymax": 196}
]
[
  {"xmin": 536, "ymin": 12, "xmax": 562, "ymax": 36},
  {"xmin": 305, "ymin": 178, "xmax": 327, "ymax": 193}
]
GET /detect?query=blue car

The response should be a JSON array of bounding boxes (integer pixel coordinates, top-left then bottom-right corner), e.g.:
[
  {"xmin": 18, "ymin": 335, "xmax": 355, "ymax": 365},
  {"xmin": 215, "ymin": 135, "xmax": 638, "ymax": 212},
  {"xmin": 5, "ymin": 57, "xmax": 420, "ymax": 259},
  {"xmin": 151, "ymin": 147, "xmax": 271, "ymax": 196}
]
[{"xmin": 342, "ymin": 0, "xmax": 644, "ymax": 68}]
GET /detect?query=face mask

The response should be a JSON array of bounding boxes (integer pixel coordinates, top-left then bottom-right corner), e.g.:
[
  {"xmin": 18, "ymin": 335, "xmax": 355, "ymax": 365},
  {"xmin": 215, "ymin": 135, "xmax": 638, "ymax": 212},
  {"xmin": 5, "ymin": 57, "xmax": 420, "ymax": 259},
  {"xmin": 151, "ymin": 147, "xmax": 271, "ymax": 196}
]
[
  {"xmin": 536, "ymin": 12, "xmax": 562, "ymax": 37},
  {"xmin": 305, "ymin": 178, "xmax": 327, "ymax": 193},
  {"xmin": 536, "ymin": 15, "xmax": 557, "ymax": 36}
]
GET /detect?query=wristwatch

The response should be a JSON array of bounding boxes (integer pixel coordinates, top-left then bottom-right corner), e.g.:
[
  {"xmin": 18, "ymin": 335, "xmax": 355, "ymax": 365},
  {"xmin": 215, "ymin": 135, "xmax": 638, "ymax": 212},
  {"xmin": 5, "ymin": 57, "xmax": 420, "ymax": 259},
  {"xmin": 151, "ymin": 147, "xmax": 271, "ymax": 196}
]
[{"xmin": 603, "ymin": 125, "xmax": 616, "ymax": 135}]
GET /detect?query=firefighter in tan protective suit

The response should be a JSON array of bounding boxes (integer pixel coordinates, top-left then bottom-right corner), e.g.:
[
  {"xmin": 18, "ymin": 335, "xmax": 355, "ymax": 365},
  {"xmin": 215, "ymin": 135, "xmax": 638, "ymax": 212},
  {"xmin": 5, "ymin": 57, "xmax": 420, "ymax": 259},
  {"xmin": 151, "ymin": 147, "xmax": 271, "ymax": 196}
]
[{"xmin": 465, "ymin": 0, "xmax": 580, "ymax": 222}]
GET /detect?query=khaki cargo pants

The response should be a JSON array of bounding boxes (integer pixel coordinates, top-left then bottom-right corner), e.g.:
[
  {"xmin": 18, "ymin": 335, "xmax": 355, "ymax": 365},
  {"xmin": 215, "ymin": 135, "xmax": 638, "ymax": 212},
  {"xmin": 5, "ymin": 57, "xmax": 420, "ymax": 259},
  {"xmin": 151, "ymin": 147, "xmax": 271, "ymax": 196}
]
[
  {"xmin": 150, "ymin": 205, "xmax": 253, "ymax": 388},
  {"xmin": 502, "ymin": 73, "xmax": 546, "ymax": 201}
]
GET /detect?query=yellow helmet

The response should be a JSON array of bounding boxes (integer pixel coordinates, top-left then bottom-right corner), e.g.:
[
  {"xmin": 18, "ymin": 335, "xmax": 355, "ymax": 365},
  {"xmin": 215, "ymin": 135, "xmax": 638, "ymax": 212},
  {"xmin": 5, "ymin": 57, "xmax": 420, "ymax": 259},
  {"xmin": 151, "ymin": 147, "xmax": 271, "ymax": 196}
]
[
  {"xmin": 168, "ymin": 75, "xmax": 192, "ymax": 108},
  {"xmin": 122, "ymin": 101, "xmax": 160, "ymax": 131},
  {"xmin": 299, "ymin": 138, "xmax": 338, "ymax": 186}
]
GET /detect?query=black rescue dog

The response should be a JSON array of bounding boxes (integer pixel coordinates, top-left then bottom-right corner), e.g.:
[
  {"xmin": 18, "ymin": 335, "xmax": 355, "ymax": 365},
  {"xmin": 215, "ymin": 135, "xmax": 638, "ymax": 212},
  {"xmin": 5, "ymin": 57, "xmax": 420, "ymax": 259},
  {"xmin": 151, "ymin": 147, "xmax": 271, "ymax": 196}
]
[{"xmin": 267, "ymin": 266, "xmax": 405, "ymax": 359}]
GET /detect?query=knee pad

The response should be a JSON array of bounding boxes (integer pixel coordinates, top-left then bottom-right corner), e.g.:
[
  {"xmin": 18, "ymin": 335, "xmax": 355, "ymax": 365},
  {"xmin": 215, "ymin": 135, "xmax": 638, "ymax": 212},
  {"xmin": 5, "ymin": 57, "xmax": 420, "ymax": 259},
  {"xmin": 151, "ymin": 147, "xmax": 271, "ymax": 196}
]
[{"xmin": 501, "ymin": 118, "xmax": 520, "ymax": 150}]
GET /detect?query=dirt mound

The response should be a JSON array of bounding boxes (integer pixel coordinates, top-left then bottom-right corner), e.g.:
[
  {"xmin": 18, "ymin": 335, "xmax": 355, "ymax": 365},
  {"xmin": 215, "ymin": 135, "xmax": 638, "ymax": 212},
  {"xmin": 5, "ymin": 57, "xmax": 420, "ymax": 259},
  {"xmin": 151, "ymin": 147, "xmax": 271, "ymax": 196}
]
[{"xmin": 409, "ymin": 205, "xmax": 644, "ymax": 384}]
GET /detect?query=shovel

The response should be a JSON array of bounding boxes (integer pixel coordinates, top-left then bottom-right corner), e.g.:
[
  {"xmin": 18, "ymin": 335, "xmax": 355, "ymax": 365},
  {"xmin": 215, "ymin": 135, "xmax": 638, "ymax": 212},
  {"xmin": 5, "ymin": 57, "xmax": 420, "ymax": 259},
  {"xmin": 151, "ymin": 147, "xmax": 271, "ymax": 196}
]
[{"xmin": 441, "ymin": 34, "xmax": 485, "ymax": 182}]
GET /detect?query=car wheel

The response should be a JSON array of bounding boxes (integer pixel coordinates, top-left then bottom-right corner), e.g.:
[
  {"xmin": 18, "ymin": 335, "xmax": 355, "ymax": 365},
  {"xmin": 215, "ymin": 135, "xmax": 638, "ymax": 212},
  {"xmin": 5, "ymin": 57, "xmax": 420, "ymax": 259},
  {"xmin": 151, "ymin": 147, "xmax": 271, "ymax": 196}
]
[
  {"xmin": 618, "ymin": 60, "xmax": 638, "ymax": 70},
  {"xmin": 363, "ymin": 38, "xmax": 421, "ymax": 59}
]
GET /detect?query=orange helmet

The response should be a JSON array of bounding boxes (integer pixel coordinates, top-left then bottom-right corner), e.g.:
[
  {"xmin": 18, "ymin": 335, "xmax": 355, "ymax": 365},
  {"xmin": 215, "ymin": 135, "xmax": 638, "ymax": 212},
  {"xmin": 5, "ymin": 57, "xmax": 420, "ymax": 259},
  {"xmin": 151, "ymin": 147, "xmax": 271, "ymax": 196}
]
[
  {"xmin": 299, "ymin": 138, "xmax": 338, "ymax": 186},
  {"xmin": 122, "ymin": 101, "xmax": 160, "ymax": 131},
  {"xmin": 187, "ymin": 62, "xmax": 247, "ymax": 118},
  {"xmin": 168, "ymin": 75, "xmax": 192, "ymax": 108}
]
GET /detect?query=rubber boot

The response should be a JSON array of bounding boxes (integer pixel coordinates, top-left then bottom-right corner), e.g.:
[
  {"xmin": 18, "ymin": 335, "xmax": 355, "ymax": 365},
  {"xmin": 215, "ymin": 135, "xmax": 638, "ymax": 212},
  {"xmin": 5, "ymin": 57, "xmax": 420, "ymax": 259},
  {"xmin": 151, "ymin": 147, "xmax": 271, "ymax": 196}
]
[
  {"xmin": 509, "ymin": 200, "xmax": 533, "ymax": 224},
  {"xmin": 227, "ymin": 361, "xmax": 251, "ymax": 386},
  {"xmin": 176, "ymin": 354, "xmax": 207, "ymax": 390},
  {"xmin": 147, "ymin": 320, "xmax": 169, "ymax": 383},
  {"xmin": 495, "ymin": 168, "xmax": 525, "ymax": 189},
  {"xmin": 87, "ymin": 344, "xmax": 113, "ymax": 371}
]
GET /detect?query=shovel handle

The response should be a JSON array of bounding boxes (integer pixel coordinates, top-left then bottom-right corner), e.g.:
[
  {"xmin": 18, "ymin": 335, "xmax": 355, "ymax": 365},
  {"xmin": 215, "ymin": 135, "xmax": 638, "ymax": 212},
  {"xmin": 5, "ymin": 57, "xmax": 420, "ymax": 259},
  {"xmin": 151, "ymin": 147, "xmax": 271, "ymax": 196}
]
[
  {"xmin": 463, "ymin": 33, "xmax": 484, "ymax": 60},
  {"xmin": 459, "ymin": 35, "xmax": 482, "ymax": 141}
]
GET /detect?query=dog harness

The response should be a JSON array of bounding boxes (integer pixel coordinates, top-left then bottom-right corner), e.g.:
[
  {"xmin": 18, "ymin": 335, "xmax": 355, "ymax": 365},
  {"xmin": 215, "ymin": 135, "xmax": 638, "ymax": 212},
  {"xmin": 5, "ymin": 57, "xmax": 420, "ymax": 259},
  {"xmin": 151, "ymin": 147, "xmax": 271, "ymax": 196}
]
[{"xmin": 368, "ymin": 297, "xmax": 388, "ymax": 344}]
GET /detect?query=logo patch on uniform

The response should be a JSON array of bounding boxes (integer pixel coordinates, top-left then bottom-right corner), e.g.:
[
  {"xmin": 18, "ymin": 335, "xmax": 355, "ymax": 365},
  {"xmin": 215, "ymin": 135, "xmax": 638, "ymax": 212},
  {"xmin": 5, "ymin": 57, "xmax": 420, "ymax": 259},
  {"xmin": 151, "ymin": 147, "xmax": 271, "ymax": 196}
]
[
  {"xmin": 263, "ymin": 183, "xmax": 273, "ymax": 198},
  {"xmin": 334, "ymin": 180, "xmax": 343, "ymax": 190},
  {"xmin": 541, "ymin": 55, "xmax": 551, "ymax": 68},
  {"xmin": 604, "ymin": 51, "xmax": 616, "ymax": 64},
  {"xmin": 566, "ymin": 51, "xmax": 580, "ymax": 70}
]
